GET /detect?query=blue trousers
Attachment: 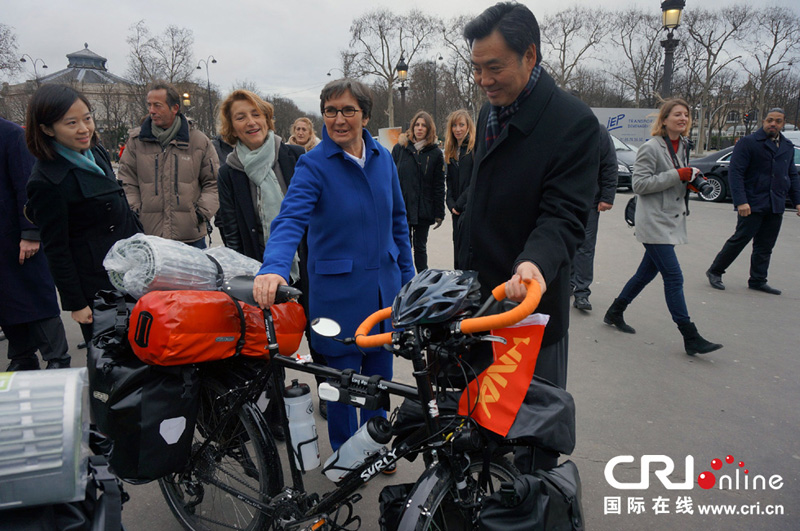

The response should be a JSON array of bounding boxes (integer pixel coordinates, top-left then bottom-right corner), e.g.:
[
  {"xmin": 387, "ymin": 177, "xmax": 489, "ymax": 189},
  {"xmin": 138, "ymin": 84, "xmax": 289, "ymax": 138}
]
[
  {"xmin": 618, "ymin": 243, "xmax": 690, "ymax": 325},
  {"xmin": 325, "ymin": 350, "xmax": 393, "ymax": 451}
]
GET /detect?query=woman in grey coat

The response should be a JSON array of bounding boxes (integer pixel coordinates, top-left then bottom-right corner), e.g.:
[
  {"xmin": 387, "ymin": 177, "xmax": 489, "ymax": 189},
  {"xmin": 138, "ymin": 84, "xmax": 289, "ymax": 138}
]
[{"xmin": 604, "ymin": 98, "xmax": 722, "ymax": 356}]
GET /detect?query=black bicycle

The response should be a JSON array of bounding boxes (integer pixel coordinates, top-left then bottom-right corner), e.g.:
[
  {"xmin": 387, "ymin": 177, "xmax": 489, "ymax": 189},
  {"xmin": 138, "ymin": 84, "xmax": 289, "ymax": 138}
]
[{"xmin": 158, "ymin": 270, "xmax": 544, "ymax": 530}]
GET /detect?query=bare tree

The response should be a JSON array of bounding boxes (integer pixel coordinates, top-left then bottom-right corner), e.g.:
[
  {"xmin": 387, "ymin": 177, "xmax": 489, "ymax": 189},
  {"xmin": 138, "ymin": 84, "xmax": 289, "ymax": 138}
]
[
  {"xmin": 347, "ymin": 9, "xmax": 442, "ymax": 127},
  {"xmin": 441, "ymin": 14, "xmax": 484, "ymax": 119},
  {"xmin": 0, "ymin": 23, "xmax": 22, "ymax": 81},
  {"xmin": 741, "ymin": 6, "xmax": 800, "ymax": 122},
  {"xmin": 126, "ymin": 20, "xmax": 196, "ymax": 86},
  {"xmin": 540, "ymin": 7, "xmax": 608, "ymax": 89},
  {"xmin": 681, "ymin": 6, "xmax": 750, "ymax": 153},
  {"xmin": 608, "ymin": 8, "xmax": 663, "ymax": 107}
]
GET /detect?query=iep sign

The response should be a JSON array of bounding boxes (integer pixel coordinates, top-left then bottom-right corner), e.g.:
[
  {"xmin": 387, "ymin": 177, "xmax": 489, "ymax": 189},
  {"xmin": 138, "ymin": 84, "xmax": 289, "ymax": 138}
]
[
  {"xmin": 605, "ymin": 455, "xmax": 694, "ymax": 490},
  {"xmin": 591, "ymin": 108, "xmax": 657, "ymax": 148}
]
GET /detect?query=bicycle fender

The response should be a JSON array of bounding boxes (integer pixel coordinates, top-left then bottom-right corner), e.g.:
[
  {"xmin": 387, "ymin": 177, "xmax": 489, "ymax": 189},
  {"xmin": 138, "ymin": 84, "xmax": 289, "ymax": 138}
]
[
  {"xmin": 241, "ymin": 402, "xmax": 281, "ymax": 465},
  {"xmin": 396, "ymin": 463, "xmax": 451, "ymax": 531}
]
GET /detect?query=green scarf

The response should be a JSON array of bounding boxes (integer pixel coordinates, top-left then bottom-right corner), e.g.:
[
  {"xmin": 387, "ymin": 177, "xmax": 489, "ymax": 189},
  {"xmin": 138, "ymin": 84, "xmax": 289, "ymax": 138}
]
[
  {"xmin": 236, "ymin": 132, "xmax": 299, "ymax": 282},
  {"xmin": 151, "ymin": 115, "xmax": 182, "ymax": 148},
  {"xmin": 52, "ymin": 142, "xmax": 106, "ymax": 176}
]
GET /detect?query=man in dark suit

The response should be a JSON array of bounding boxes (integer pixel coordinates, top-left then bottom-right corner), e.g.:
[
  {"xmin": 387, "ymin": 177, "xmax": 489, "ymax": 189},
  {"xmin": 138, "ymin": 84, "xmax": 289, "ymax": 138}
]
[
  {"xmin": 458, "ymin": 2, "xmax": 598, "ymax": 470},
  {"xmin": 706, "ymin": 108, "xmax": 800, "ymax": 295}
]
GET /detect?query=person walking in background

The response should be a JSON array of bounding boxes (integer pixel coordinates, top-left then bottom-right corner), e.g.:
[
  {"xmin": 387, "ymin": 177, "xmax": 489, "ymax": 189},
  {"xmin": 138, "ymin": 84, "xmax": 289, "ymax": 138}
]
[
  {"xmin": 706, "ymin": 108, "xmax": 800, "ymax": 295},
  {"xmin": 1, "ymin": 116, "xmax": 70, "ymax": 370},
  {"xmin": 444, "ymin": 109, "xmax": 475, "ymax": 269},
  {"xmin": 118, "ymin": 81, "xmax": 219, "ymax": 248},
  {"xmin": 604, "ymin": 98, "xmax": 722, "ymax": 356},
  {"xmin": 392, "ymin": 110, "xmax": 445, "ymax": 272},
  {"xmin": 571, "ymin": 126, "xmax": 617, "ymax": 311},
  {"xmin": 25, "ymin": 85, "xmax": 142, "ymax": 345},
  {"xmin": 287, "ymin": 117, "xmax": 321, "ymax": 152},
  {"xmin": 253, "ymin": 79, "xmax": 414, "ymax": 458}
]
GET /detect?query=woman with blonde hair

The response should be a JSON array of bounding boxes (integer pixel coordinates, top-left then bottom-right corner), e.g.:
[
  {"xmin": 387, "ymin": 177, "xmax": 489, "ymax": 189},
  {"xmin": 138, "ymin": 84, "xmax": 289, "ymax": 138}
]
[
  {"xmin": 391, "ymin": 110, "xmax": 445, "ymax": 271},
  {"xmin": 287, "ymin": 116, "xmax": 320, "ymax": 152},
  {"xmin": 443, "ymin": 109, "xmax": 475, "ymax": 267},
  {"xmin": 604, "ymin": 98, "xmax": 722, "ymax": 356}
]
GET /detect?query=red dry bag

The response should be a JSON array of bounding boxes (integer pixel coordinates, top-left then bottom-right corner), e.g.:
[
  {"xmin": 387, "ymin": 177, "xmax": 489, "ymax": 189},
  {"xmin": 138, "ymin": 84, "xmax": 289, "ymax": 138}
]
[{"xmin": 128, "ymin": 290, "xmax": 306, "ymax": 365}]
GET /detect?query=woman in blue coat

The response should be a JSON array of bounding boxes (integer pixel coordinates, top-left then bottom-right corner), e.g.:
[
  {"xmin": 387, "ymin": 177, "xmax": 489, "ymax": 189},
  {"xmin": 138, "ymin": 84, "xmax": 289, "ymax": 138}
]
[{"xmin": 254, "ymin": 79, "xmax": 414, "ymax": 452}]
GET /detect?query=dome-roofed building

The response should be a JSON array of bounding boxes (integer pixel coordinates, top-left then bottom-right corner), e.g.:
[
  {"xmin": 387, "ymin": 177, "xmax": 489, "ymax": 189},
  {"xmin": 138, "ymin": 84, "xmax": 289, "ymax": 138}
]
[{"xmin": 1, "ymin": 44, "xmax": 140, "ymax": 158}]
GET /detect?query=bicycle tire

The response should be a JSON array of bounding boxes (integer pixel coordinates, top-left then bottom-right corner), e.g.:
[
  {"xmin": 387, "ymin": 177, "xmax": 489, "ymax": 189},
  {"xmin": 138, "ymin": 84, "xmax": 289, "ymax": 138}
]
[
  {"xmin": 159, "ymin": 379, "xmax": 282, "ymax": 530},
  {"xmin": 404, "ymin": 455, "xmax": 518, "ymax": 531}
]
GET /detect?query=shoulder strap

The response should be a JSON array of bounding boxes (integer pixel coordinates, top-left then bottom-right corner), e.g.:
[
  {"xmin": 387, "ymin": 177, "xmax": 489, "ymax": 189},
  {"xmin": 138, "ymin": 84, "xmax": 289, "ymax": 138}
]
[{"xmin": 662, "ymin": 136, "xmax": 682, "ymax": 169}]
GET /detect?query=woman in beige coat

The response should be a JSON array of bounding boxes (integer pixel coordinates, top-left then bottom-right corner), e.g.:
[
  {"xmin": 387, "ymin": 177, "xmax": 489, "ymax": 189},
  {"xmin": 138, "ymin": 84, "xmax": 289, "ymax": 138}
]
[{"xmin": 604, "ymin": 98, "xmax": 722, "ymax": 356}]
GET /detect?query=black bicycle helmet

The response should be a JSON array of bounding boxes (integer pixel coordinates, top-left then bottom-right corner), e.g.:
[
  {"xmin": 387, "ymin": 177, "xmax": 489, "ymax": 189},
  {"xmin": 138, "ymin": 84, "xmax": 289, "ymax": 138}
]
[{"xmin": 392, "ymin": 269, "xmax": 482, "ymax": 327}]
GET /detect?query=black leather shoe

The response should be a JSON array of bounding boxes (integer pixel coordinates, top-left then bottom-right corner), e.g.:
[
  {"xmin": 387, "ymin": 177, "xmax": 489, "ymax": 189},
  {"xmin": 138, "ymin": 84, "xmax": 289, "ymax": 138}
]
[
  {"xmin": 46, "ymin": 357, "xmax": 71, "ymax": 369},
  {"xmin": 573, "ymin": 297, "xmax": 592, "ymax": 311},
  {"xmin": 749, "ymin": 284, "xmax": 781, "ymax": 295},
  {"xmin": 77, "ymin": 341, "xmax": 88, "ymax": 350},
  {"xmin": 706, "ymin": 270, "xmax": 725, "ymax": 290},
  {"xmin": 6, "ymin": 358, "xmax": 39, "ymax": 371}
]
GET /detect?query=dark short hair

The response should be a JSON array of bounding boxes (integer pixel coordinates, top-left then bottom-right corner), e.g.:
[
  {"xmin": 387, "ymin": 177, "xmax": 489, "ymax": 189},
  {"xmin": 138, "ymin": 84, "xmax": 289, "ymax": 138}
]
[
  {"xmin": 319, "ymin": 78, "xmax": 373, "ymax": 120},
  {"xmin": 147, "ymin": 80, "xmax": 181, "ymax": 111},
  {"xmin": 25, "ymin": 84, "xmax": 98, "ymax": 160},
  {"xmin": 766, "ymin": 107, "xmax": 785, "ymax": 116},
  {"xmin": 463, "ymin": 2, "xmax": 542, "ymax": 66}
]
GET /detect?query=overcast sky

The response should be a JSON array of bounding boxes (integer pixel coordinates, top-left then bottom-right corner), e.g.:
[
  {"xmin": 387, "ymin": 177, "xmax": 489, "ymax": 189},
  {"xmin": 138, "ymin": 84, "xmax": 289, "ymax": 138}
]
[{"xmin": 3, "ymin": 0, "xmax": 798, "ymax": 114}]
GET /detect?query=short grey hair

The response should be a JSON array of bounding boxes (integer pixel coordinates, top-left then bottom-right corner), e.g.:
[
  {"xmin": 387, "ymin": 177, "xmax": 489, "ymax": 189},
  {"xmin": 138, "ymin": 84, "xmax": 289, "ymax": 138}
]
[{"xmin": 319, "ymin": 78, "xmax": 373, "ymax": 120}]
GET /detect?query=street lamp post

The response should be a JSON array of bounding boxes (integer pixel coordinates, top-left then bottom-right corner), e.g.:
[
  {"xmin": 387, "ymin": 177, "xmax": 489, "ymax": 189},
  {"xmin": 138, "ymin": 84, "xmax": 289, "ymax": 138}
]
[
  {"xmin": 396, "ymin": 55, "xmax": 409, "ymax": 129},
  {"xmin": 19, "ymin": 54, "xmax": 48, "ymax": 86},
  {"xmin": 196, "ymin": 55, "xmax": 217, "ymax": 136},
  {"xmin": 660, "ymin": 0, "xmax": 685, "ymax": 98},
  {"xmin": 432, "ymin": 55, "xmax": 443, "ymax": 133}
]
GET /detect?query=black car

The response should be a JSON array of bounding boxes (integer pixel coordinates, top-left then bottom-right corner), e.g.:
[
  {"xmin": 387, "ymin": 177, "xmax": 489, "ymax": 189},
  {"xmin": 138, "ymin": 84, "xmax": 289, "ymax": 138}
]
[
  {"xmin": 691, "ymin": 145, "xmax": 800, "ymax": 203},
  {"xmin": 611, "ymin": 134, "xmax": 637, "ymax": 191}
]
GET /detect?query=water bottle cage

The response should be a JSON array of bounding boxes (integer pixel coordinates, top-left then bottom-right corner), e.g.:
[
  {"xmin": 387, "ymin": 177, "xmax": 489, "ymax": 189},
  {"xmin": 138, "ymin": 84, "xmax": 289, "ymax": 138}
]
[{"xmin": 328, "ymin": 370, "xmax": 390, "ymax": 411}]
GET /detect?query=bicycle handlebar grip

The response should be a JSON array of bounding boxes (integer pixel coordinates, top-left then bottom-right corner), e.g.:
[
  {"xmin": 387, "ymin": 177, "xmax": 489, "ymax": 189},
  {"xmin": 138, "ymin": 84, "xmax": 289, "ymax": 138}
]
[
  {"xmin": 459, "ymin": 279, "xmax": 541, "ymax": 334},
  {"xmin": 354, "ymin": 307, "xmax": 393, "ymax": 348}
]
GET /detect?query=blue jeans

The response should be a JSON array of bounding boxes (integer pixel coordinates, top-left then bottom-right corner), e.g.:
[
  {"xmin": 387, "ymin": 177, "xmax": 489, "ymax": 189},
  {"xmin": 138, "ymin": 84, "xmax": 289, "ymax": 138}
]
[
  {"xmin": 618, "ymin": 244, "xmax": 690, "ymax": 325},
  {"xmin": 187, "ymin": 237, "xmax": 207, "ymax": 249}
]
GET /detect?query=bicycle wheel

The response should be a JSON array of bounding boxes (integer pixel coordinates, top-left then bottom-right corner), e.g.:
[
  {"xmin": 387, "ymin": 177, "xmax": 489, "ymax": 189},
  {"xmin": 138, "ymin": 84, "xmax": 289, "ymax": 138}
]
[
  {"xmin": 159, "ymin": 380, "xmax": 283, "ymax": 530},
  {"xmin": 407, "ymin": 456, "xmax": 518, "ymax": 531}
]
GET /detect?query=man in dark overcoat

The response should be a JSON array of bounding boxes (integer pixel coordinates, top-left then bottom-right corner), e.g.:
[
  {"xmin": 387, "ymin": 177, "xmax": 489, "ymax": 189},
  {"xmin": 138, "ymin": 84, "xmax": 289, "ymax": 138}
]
[
  {"xmin": 458, "ymin": 3, "xmax": 598, "ymax": 470},
  {"xmin": 706, "ymin": 108, "xmax": 800, "ymax": 295},
  {"xmin": 0, "ymin": 117, "xmax": 70, "ymax": 370}
]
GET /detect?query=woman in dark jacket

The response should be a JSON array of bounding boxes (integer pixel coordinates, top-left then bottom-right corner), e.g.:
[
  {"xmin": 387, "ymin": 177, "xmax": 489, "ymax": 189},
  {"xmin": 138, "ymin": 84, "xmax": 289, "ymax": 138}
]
[
  {"xmin": 216, "ymin": 89, "xmax": 304, "ymax": 262},
  {"xmin": 443, "ymin": 109, "xmax": 475, "ymax": 268},
  {"xmin": 25, "ymin": 84, "xmax": 141, "ymax": 344},
  {"xmin": 392, "ymin": 110, "xmax": 445, "ymax": 272}
]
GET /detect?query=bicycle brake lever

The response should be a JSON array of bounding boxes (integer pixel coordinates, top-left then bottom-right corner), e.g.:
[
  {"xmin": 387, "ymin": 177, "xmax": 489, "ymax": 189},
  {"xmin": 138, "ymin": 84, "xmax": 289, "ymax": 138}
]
[{"xmin": 480, "ymin": 335, "xmax": 507, "ymax": 345}]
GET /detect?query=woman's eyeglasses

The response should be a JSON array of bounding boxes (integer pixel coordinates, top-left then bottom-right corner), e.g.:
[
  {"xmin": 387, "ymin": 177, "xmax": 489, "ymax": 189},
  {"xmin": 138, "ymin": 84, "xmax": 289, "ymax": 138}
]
[{"xmin": 323, "ymin": 106, "xmax": 361, "ymax": 118}]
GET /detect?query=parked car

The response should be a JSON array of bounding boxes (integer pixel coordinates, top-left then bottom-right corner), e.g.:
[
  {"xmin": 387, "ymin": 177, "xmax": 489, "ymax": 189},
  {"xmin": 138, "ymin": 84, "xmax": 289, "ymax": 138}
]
[
  {"xmin": 611, "ymin": 134, "xmax": 637, "ymax": 191},
  {"xmin": 690, "ymin": 145, "xmax": 800, "ymax": 203}
]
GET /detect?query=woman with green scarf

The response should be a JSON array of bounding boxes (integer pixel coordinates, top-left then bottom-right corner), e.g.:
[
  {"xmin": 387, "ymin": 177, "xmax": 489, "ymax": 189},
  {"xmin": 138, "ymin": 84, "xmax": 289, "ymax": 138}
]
[
  {"xmin": 216, "ymin": 89, "xmax": 329, "ymax": 426},
  {"xmin": 25, "ymin": 84, "xmax": 142, "ymax": 344}
]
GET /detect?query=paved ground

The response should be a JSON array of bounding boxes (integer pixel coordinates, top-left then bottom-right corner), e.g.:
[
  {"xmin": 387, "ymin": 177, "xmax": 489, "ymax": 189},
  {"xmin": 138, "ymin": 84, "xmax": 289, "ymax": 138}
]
[{"xmin": 3, "ymin": 194, "xmax": 798, "ymax": 530}]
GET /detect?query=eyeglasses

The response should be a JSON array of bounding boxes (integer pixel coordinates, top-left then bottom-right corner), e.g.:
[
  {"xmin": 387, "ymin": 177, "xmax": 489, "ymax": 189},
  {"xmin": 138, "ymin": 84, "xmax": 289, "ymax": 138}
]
[{"xmin": 323, "ymin": 106, "xmax": 361, "ymax": 118}]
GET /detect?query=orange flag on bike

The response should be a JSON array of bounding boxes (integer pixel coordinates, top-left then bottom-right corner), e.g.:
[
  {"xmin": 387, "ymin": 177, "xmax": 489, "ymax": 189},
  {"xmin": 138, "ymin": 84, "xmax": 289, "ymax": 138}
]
[{"xmin": 457, "ymin": 314, "xmax": 548, "ymax": 437}]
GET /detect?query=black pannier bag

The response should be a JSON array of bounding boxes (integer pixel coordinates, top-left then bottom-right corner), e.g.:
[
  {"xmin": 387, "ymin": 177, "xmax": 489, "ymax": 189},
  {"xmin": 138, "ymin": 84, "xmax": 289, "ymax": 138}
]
[
  {"xmin": 478, "ymin": 460, "xmax": 584, "ymax": 531},
  {"xmin": 88, "ymin": 290, "xmax": 200, "ymax": 482}
]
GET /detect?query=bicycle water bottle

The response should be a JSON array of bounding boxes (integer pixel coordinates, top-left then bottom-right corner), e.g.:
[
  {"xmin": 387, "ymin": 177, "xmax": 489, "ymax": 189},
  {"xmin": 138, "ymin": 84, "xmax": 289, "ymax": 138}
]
[
  {"xmin": 284, "ymin": 379, "xmax": 320, "ymax": 470},
  {"xmin": 323, "ymin": 416, "xmax": 392, "ymax": 482}
]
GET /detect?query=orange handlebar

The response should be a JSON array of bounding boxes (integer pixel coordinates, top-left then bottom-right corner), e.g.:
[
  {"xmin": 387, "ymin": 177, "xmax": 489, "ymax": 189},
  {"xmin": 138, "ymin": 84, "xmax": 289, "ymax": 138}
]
[
  {"xmin": 459, "ymin": 279, "xmax": 540, "ymax": 334},
  {"xmin": 354, "ymin": 307, "xmax": 393, "ymax": 348},
  {"xmin": 353, "ymin": 279, "xmax": 541, "ymax": 348}
]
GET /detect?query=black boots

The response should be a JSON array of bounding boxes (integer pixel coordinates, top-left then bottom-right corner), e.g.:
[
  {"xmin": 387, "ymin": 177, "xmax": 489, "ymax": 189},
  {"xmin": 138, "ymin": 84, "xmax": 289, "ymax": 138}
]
[
  {"xmin": 678, "ymin": 322, "xmax": 723, "ymax": 355},
  {"xmin": 604, "ymin": 298, "xmax": 636, "ymax": 333}
]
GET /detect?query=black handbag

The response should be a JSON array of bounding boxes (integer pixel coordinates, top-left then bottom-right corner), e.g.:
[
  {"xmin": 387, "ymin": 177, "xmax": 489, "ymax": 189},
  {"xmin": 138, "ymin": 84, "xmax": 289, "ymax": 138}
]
[
  {"xmin": 88, "ymin": 290, "xmax": 200, "ymax": 482},
  {"xmin": 624, "ymin": 196, "xmax": 637, "ymax": 227}
]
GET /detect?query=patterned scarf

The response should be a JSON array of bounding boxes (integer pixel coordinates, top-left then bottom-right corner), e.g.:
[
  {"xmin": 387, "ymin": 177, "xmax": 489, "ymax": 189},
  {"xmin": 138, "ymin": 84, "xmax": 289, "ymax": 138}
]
[{"xmin": 485, "ymin": 64, "xmax": 542, "ymax": 151}]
